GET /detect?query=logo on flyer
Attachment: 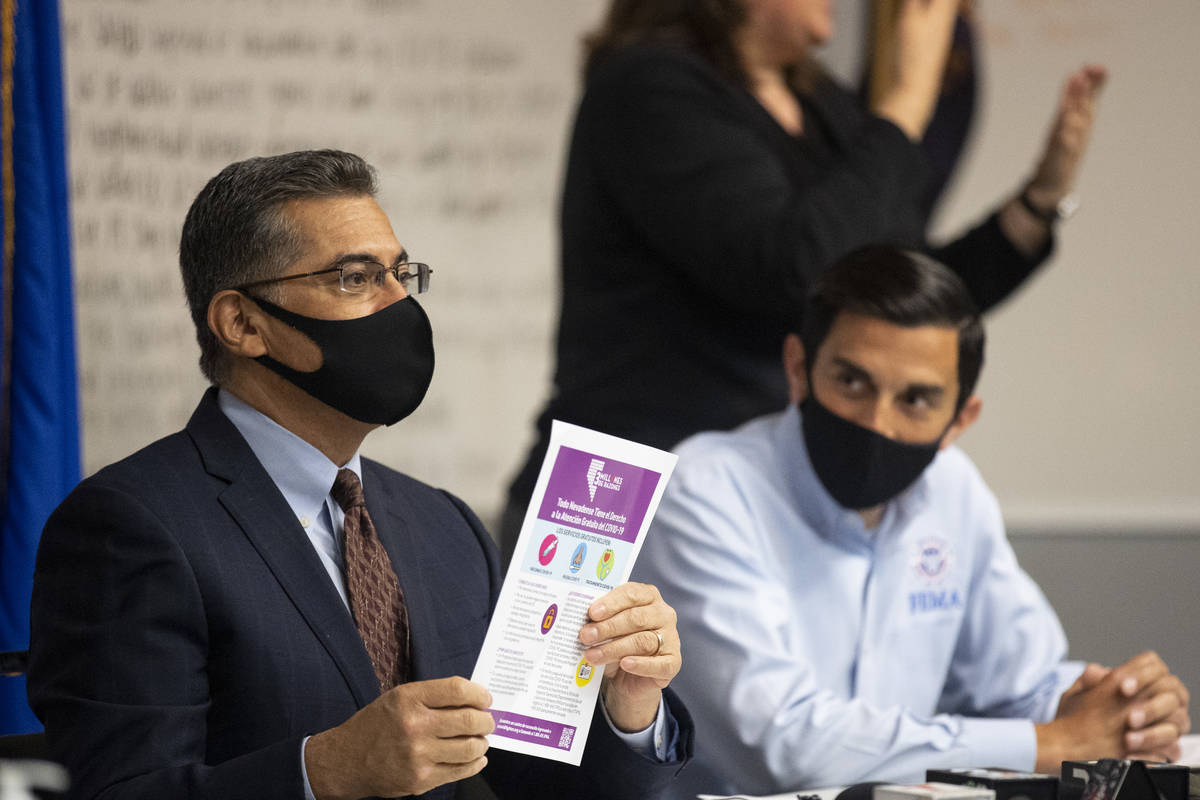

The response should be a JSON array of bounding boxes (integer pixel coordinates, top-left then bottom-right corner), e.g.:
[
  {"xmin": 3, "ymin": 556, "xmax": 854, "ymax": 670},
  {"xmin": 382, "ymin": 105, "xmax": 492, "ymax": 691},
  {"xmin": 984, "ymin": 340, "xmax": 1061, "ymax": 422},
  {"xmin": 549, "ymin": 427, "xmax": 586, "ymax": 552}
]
[
  {"xmin": 575, "ymin": 658, "xmax": 595, "ymax": 687},
  {"xmin": 586, "ymin": 458, "xmax": 623, "ymax": 501},
  {"xmin": 569, "ymin": 542, "xmax": 587, "ymax": 573},
  {"xmin": 596, "ymin": 548, "xmax": 615, "ymax": 580},
  {"xmin": 538, "ymin": 534, "xmax": 558, "ymax": 566},
  {"xmin": 541, "ymin": 604, "xmax": 558, "ymax": 635}
]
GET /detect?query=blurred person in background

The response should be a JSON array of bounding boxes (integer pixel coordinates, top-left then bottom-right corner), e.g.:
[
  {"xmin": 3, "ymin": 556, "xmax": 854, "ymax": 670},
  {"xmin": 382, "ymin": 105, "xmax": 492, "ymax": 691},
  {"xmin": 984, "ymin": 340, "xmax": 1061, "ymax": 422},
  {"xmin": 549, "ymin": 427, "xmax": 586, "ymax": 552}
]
[{"xmin": 501, "ymin": 0, "xmax": 1105, "ymax": 565}]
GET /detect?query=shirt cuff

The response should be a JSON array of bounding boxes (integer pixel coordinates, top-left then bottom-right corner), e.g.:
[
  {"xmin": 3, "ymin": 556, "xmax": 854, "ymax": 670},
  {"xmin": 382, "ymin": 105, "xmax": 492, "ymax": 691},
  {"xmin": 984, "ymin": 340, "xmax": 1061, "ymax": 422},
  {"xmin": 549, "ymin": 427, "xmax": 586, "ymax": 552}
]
[
  {"xmin": 300, "ymin": 736, "xmax": 317, "ymax": 800},
  {"xmin": 600, "ymin": 694, "xmax": 679, "ymax": 763},
  {"xmin": 958, "ymin": 716, "xmax": 1039, "ymax": 772}
]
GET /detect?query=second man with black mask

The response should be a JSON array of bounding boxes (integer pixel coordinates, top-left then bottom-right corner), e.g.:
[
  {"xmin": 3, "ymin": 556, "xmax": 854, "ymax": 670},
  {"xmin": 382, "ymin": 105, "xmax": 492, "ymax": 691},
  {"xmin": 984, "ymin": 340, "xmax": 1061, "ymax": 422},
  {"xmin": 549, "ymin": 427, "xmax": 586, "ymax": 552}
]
[{"xmin": 633, "ymin": 246, "xmax": 1189, "ymax": 799}]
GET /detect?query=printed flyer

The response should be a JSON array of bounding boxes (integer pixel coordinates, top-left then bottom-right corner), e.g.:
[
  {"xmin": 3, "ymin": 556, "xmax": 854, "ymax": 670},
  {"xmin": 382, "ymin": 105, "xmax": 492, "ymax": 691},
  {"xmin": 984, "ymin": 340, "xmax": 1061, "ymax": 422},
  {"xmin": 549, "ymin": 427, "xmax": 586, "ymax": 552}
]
[{"xmin": 471, "ymin": 420, "xmax": 677, "ymax": 765}]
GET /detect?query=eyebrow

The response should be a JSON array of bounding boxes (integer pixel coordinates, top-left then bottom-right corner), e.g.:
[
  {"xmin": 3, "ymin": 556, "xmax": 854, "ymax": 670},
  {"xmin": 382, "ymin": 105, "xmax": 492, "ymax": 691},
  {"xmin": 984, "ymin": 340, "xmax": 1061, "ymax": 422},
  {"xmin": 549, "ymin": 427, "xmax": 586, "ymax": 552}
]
[
  {"xmin": 325, "ymin": 249, "xmax": 409, "ymax": 269},
  {"xmin": 904, "ymin": 384, "xmax": 946, "ymax": 401},
  {"xmin": 831, "ymin": 357, "xmax": 874, "ymax": 384}
]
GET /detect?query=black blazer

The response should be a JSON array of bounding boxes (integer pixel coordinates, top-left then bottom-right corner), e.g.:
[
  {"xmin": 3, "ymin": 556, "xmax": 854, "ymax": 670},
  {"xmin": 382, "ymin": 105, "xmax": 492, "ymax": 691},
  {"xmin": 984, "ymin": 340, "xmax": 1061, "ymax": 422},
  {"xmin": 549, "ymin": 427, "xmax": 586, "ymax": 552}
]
[{"xmin": 28, "ymin": 389, "xmax": 691, "ymax": 799}]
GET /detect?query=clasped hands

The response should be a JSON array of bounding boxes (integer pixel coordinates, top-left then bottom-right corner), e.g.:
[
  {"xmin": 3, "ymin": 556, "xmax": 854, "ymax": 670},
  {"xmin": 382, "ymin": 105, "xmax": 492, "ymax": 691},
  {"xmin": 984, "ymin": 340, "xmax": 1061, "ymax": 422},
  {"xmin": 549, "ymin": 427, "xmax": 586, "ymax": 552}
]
[
  {"xmin": 306, "ymin": 581, "xmax": 681, "ymax": 800},
  {"xmin": 1035, "ymin": 651, "xmax": 1191, "ymax": 773}
]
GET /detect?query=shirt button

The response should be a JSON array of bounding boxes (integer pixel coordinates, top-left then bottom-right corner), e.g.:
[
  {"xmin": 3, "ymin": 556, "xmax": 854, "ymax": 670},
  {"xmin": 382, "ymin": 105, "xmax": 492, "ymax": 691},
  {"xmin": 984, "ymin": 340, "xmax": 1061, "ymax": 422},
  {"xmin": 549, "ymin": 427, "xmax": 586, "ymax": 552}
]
[{"xmin": 298, "ymin": 515, "xmax": 312, "ymax": 529}]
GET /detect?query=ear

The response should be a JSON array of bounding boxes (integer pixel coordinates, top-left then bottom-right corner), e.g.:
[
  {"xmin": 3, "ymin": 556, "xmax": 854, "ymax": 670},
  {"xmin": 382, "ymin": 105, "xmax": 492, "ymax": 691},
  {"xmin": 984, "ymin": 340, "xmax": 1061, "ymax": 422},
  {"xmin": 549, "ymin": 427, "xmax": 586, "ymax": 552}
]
[
  {"xmin": 782, "ymin": 333, "xmax": 809, "ymax": 404},
  {"xmin": 207, "ymin": 290, "xmax": 269, "ymax": 359},
  {"xmin": 939, "ymin": 394, "xmax": 983, "ymax": 450}
]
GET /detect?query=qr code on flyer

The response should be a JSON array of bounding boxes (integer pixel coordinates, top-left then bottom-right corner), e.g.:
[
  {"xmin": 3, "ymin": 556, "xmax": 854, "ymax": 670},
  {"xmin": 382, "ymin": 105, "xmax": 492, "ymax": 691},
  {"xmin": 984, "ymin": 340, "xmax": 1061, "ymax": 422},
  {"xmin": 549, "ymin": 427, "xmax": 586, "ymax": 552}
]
[{"xmin": 557, "ymin": 727, "xmax": 574, "ymax": 749}]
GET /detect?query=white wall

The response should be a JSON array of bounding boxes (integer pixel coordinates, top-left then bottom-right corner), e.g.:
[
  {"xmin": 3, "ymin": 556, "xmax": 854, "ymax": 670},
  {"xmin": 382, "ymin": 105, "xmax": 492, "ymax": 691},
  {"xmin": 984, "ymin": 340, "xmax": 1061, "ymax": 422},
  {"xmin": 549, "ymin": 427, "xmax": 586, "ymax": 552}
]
[{"xmin": 928, "ymin": 1, "xmax": 1200, "ymax": 531}]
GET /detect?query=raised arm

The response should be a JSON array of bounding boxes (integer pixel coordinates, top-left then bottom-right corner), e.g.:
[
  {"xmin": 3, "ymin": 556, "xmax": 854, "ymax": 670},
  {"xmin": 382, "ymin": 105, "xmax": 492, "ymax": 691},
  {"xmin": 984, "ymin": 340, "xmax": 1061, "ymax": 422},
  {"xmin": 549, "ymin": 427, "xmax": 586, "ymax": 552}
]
[
  {"xmin": 996, "ymin": 64, "xmax": 1107, "ymax": 257},
  {"xmin": 869, "ymin": 0, "xmax": 961, "ymax": 141}
]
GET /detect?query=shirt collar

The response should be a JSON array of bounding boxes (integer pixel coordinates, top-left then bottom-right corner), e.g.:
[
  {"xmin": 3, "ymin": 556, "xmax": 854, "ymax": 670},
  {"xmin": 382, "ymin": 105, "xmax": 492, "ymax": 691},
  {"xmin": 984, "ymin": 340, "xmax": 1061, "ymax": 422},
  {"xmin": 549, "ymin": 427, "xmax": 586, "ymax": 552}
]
[
  {"xmin": 780, "ymin": 403, "xmax": 932, "ymax": 548},
  {"xmin": 217, "ymin": 389, "xmax": 362, "ymax": 522}
]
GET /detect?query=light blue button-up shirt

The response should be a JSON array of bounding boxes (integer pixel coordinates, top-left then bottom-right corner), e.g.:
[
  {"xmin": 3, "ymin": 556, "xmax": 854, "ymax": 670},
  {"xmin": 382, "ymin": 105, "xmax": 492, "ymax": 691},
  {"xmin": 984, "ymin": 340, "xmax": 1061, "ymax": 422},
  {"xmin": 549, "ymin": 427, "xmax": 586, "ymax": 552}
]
[
  {"xmin": 217, "ymin": 391, "xmax": 673, "ymax": 797},
  {"xmin": 634, "ymin": 405, "xmax": 1082, "ymax": 798}
]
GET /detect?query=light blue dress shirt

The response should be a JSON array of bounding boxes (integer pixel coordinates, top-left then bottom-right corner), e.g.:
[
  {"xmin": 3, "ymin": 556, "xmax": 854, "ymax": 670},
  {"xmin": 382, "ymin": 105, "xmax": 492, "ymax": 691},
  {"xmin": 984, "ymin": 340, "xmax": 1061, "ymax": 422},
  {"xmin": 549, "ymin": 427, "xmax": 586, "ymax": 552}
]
[
  {"xmin": 633, "ymin": 405, "xmax": 1083, "ymax": 798},
  {"xmin": 217, "ymin": 391, "xmax": 671, "ymax": 798}
]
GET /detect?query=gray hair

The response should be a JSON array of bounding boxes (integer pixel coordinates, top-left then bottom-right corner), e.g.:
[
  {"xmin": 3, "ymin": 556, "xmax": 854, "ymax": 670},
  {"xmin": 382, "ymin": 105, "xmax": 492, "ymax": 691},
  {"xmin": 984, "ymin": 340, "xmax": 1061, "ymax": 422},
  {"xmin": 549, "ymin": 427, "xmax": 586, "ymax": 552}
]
[{"xmin": 179, "ymin": 149, "xmax": 377, "ymax": 383}]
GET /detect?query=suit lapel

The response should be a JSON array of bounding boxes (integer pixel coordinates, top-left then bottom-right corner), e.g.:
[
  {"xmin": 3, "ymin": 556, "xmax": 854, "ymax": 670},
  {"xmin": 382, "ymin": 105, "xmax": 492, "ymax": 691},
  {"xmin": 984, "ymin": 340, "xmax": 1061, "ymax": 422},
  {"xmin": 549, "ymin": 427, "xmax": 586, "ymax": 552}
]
[
  {"xmin": 361, "ymin": 464, "xmax": 444, "ymax": 683},
  {"xmin": 186, "ymin": 389, "xmax": 381, "ymax": 707}
]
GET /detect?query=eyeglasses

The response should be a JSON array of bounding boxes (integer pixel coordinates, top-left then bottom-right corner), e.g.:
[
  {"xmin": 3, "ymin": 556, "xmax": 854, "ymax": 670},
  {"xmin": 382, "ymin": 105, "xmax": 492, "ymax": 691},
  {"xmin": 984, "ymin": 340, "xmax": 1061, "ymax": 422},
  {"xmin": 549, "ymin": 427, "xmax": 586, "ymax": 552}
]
[{"xmin": 234, "ymin": 259, "xmax": 432, "ymax": 296}]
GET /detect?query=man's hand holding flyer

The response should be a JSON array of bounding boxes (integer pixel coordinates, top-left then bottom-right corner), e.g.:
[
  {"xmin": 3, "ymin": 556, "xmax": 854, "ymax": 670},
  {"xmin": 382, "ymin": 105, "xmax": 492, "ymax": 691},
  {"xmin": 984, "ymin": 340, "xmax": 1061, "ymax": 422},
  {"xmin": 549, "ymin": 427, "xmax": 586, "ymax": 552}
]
[{"xmin": 471, "ymin": 421, "xmax": 678, "ymax": 764}]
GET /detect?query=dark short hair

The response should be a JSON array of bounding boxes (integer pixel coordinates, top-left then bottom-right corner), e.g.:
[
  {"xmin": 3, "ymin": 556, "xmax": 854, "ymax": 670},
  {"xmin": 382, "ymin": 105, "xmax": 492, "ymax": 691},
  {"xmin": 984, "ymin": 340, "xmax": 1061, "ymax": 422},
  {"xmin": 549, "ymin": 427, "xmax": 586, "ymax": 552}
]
[
  {"xmin": 798, "ymin": 246, "xmax": 986, "ymax": 411},
  {"xmin": 179, "ymin": 149, "xmax": 377, "ymax": 383},
  {"xmin": 583, "ymin": 0, "xmax": 817, "ymax": 92}
]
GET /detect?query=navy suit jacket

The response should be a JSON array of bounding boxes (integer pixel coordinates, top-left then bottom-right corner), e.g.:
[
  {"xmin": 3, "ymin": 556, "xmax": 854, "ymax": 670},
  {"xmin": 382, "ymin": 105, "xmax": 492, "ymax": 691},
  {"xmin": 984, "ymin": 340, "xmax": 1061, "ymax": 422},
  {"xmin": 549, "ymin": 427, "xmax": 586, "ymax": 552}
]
[{"xmin": 28, "ymin": 389, "xmax": 691, "ymax": 799}]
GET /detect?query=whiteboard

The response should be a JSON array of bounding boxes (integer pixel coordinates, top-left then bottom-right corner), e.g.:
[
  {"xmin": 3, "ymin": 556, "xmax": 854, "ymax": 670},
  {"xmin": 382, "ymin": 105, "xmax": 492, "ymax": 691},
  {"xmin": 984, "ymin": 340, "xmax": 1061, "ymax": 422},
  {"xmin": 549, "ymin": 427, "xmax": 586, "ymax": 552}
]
[{"xmin": 62, "ymin": 0, "xmax": 1200, "ymax": 529}]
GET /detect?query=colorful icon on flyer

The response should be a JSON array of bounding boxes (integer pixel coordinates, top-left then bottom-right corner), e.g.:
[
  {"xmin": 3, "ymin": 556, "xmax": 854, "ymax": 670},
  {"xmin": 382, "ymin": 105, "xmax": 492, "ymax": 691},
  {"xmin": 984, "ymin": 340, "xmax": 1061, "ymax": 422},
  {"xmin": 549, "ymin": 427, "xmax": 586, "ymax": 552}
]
[
  {"xmin": 569, "ymin": 542, "xmax": 587, "ymax": 573},
  {"xmin": 541, "ymin": 603, "xmax": 558, "ymax": 635},
  {"xmin": 538, "ymin": 534, "xmax": 558, "ymax": 566},
  {"xmin": 596, "ymin": 548, "xmax": 614, "ymax": 580},
  {"xmin": 575, "ymin": 658, "xmax": 595, "ymax": 687}
]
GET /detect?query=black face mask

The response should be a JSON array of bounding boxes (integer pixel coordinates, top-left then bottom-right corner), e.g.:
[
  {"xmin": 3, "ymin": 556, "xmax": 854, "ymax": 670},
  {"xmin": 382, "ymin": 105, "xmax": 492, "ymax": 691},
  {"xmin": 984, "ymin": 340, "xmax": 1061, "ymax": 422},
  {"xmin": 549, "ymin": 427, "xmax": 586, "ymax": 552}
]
[
  {"xmin": 800, "ymin": 393, "xmax": 942, "ymax": 511},
  {"xmin": 249, "ymin": 294, "xmax": 435, "ymax": 426}
]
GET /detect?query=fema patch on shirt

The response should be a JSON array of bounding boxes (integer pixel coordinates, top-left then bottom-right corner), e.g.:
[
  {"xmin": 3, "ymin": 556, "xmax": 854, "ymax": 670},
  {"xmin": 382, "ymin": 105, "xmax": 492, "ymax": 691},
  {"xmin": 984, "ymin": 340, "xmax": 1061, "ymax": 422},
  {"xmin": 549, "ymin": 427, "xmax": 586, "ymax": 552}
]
[{"xmin": 907, "ymin": 537, "xmax": 962, "ymax": 614}]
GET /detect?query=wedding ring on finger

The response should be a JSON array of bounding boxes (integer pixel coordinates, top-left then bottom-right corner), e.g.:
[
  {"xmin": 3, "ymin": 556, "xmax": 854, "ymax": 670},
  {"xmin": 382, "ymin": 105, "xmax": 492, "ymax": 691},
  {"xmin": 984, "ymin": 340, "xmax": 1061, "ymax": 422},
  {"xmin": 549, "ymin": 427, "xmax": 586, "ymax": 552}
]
[{"xmin": 653, "ymin": 630, "xmax": 664, "ymax": 656}]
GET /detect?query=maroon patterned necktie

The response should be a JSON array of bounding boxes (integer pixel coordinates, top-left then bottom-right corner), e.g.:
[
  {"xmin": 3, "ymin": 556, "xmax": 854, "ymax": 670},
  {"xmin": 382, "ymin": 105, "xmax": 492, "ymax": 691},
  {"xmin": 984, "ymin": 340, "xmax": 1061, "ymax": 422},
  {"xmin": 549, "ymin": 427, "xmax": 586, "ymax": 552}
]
[{"xmin": 331, "ymin": 468, "xmax": 411, "ymax": 691}]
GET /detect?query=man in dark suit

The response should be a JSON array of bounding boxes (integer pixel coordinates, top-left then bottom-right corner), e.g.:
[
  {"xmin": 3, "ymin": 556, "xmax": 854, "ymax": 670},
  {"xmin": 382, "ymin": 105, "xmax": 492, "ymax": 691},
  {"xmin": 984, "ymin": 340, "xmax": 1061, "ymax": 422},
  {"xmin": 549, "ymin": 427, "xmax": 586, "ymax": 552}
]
[{"xmin": 28, "ymin": 150, "xmax": 691, "ymax": 799}]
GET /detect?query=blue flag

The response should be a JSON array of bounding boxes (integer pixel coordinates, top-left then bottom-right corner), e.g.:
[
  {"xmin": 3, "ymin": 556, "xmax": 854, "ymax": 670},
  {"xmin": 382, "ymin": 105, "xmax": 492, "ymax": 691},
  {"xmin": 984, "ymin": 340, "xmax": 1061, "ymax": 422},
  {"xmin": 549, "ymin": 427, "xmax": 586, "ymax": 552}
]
[{"xmin": 1, "ymin": 0, "xmax": 79, "ymax": 734}]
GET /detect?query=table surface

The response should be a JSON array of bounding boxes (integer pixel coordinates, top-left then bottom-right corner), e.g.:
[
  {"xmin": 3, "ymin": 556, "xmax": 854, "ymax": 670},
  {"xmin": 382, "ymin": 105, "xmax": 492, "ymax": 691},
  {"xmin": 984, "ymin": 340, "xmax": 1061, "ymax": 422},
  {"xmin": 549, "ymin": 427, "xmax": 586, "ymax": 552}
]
[{"xmin": 698, "ymin": 735, "xmax": 1200, "ymax": 800}]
